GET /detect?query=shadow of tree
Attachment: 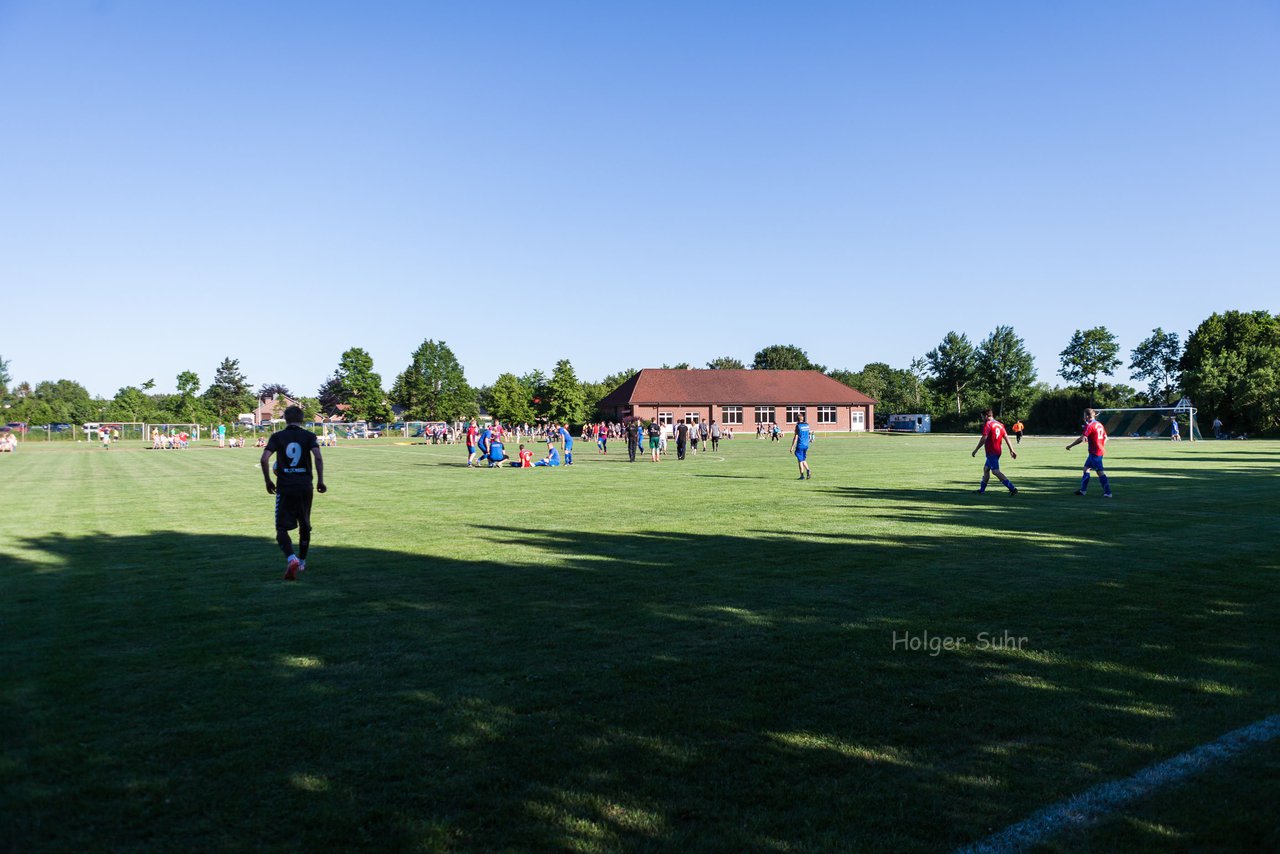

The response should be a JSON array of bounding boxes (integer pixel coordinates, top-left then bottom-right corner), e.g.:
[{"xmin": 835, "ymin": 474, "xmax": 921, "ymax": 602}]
[{"xmin": 3, "ymin": 460, "xmax": 1278, "ymax": 854}]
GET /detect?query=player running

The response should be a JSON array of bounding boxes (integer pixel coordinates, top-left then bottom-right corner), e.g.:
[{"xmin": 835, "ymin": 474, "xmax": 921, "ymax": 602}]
[
  {"xmin": 791, "ymin": 415, "xmax": 813, "ymax": 480},
  {"xmin": 260, "ymin": 405, "xmax": 327, "ymax": 580},
  {"xmin": 971, "ymin": 409, "xmax": 1018, "ymax": 495},
  {"xmin": 1066, "ymin": 408, "xmax": 1112, "ymax": 498}
]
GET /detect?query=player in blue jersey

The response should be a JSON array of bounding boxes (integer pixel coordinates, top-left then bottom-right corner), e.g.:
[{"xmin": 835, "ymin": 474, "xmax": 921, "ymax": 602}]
[
  {"xmin": 476, "ymin": 424, "xmax": 492, "ymax": 461},
  {"xmin": 534, "ymin": 445, "xmax": 561, "ymax": 467},
  {"xmin": 791, "ymin": 416, "xmax": 813, "ymax": 480},
  {"xmin": 558, "ymin": 423, "xmax": 574, "ymax": 465}
]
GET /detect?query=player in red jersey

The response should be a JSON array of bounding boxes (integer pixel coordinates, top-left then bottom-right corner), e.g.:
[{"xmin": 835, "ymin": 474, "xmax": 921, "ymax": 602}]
[
  {"xmin": 971, "ymin": 408, "xmax": 1018, "ymax": 495},
  {"xmin": 1066, "ymin": 408, "xmax": 1112, "ymax": 497},
  {"xmin": 465, "ymin": 419, "xmax": 479, "ymax": 467}
]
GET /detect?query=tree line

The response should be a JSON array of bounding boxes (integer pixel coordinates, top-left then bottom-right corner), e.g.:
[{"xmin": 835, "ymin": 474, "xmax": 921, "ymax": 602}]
[{"xmin": 2, "ymin": 310, "xmax": 1277, "ymax": 434}]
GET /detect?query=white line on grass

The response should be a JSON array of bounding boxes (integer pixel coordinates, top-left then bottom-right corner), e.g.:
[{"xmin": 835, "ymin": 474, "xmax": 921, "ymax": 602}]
[{"xmin": 955, "ymin": 713, "xmax": 1280, "ymax": 854}]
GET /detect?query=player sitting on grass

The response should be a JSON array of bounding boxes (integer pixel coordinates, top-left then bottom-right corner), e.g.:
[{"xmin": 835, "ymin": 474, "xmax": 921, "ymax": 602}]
[
  {"xmin": 534, "ymin": 445, "xmax": 561, "ymax": 467},
  {"xmin": 971, "ymin": 408, "xmax": 1018, "ymax": 495}
]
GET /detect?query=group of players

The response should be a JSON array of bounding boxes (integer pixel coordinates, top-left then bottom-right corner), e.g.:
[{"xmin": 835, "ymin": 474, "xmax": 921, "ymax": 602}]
[
  {"xmin": 258, "ymin": 405, "xmax": 1112, "ymax": 580},
  {"xmin": 974, "ymin": 407, "xmax": 1112, "ymax": 498}
]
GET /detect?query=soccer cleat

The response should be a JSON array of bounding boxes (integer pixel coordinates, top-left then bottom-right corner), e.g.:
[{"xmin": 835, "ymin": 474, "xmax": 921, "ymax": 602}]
[
  {"xmin": 806, "ymin": 471, "xmax": 812, "ymax": 479},
  {"xmin": 284, "ymin": 556, "xmax": 301, "ymax": 581},
  {"xmin": 298, "ymin": 560, "xmax": 307, "ymax": 573},
  {"xmin": 1008, "ymin": 487, "xmax": 1018, "ymax": 495},
  {"xmin": 798, "ymin": 475, "xmax": 806, "ymax": 480},
  {"xmin": 1075, "ymin": 490, "xmax": 1086, "ymax": 496},
  {"xmin": 1103, "ymin": 493, "xmax": 1113, "ymax": 499}
]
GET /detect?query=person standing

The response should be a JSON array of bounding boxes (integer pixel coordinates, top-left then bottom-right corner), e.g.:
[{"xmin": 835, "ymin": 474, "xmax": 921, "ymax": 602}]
[
  {"xmin": 1212, "ymin": 416, "xmax": 1223, "ymax": 439},
  {"xmin": 1170, "ymin": 417, "xmax": 1181, "ymax": 442},
  {"xmin": 699, "ymin": 419, "xmax": 710, "ymax": 453},
  {"xmin": 260, "ymin": 405, "xmax": 327, "ymax": 580},
  {"xmin": 648, "ymin": 420, "xmax": 662, "ymax": 462},
  {"xmin": 558, "ymin": 422, "xmax": 574, "ymax": 465},
  {"xmin": 625, "ymin": 419, "xmax": 639, "ymax": 462},
  {"xmin": 465, "ymin": 419, "xmax": 479, "ymax": 467},
  {"xmin": 676, "ymin": 420, "xmax": 689, "ymax": 460},
  {"xmin": 710, "ymin": 419, "xmax": 721, "ymax": 452},
  {"xmin": 971, "ymin": 409, "xmax": 1018, "ymax": 495},
  {"xmin": 1012, "ymin": 419, "xmax": 1025, "ymax": 444},
  {"xmin": 791, "ymin": 416, "xmax": 813, "ymax": 480},
  {"xmin": 1066, "ymin": 408, "xmax": 1112, "ymax": 498}
]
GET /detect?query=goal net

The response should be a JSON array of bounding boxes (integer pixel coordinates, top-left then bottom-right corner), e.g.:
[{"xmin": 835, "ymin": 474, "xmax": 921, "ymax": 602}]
[{"xmin": 1094, "ymin": 404, "xmax": 1200, "ymax": 442}]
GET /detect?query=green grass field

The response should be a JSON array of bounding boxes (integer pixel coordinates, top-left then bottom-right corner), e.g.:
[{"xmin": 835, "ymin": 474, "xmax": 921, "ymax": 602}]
[{"xmin": 3, "ymin": 433, "xmax": 1278, "ymax": 852}]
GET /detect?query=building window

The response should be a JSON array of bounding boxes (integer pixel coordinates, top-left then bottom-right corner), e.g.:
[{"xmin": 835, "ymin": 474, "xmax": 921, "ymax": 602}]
[
  {"xmin": 721, "ymin": 406, "xmax": 743, "ymax": 424},
  {"xmin": 685, "ymin": 412, "xmax": 699, "ymax": 424},
  {"xmin": 659, "ymin": 412, "xmax": 673, "ymax": 426},
  {"xmin": 786, "ymin": 406, "xmax": 807, "ymax": 423},
  {"xmin": 754, "ymin": 405, "xmax": 774, "ymax": 424},
  {"xmin": 817, "ymin": 406, "xmax": 837, "ymax": 423}
]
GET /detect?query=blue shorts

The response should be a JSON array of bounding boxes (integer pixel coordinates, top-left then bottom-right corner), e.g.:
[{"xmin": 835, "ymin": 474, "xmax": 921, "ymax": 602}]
[
  {"xmin": 795, "ymin": 447, "xmax": 808, "ymax": 462},
  {"xmin": 984, "ymin": 454, "xmax": 1003, "ymax": 470},
  {"xmin": 1085, "ymin": 454, "xmax": 1106, "ymax": 471}
]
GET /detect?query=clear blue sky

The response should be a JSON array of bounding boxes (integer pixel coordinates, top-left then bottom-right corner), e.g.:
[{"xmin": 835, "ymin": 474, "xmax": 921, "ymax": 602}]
[{"xmin": 2, "ymin": 1, "xmax": 1277, "ymax": 398}]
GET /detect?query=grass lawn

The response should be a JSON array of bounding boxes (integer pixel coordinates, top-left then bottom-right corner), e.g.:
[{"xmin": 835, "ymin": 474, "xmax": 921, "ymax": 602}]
[{"xmin": 3, "ymin": 432, "xmax": 1278, "ymax": 852}]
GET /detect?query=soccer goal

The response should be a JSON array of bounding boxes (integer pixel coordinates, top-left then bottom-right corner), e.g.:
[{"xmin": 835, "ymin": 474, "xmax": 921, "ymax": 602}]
[
  {"xmin": 1094, "ymin": 403, "xmax": 1200, "ymax": 442},
  {"xmin": 142, "ymin": 423, "xmax": 202, "ymax": 444}
]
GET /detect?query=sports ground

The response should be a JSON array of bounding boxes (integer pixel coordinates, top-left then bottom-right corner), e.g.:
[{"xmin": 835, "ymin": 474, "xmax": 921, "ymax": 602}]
[{"xmin": 3, "ymin": 434, "xmax": 1278, "ymax": 851}]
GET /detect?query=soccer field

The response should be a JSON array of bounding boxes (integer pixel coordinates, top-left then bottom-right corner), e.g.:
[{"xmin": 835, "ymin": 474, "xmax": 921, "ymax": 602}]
[{"xmin": 3, "ymin": 434, "xmax": 1278, "ymax": 852}]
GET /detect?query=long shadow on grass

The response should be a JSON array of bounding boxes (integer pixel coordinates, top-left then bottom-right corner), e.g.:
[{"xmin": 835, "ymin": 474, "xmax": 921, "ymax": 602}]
[{"xmin": 2, "ymin": 499, "xmax": 1278, "ymax": 852}]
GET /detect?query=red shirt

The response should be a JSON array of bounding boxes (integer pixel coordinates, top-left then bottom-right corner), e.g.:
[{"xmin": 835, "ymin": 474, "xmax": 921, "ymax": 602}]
[
  {"xmin": 1084, "ymin": 420, "xmax": 1107, "ymax": 456},
  {"xmin": 466, "ymin": 425, "xmax": 478, "ymax": 446},
  {"xmin": 519, "ymin": 449, "xmax": 533, "ymax": 468},
  {"xmin": 981, "ymin": 419, "xmax": 1008, "ymax": 455}
]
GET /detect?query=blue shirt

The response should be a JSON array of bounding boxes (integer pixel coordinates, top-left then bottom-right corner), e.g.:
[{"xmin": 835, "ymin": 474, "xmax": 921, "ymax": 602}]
[
  {"xmin": 559, "ymin": 427, "xmax": 573, "ymax": 449},
  {"xmin": 795, "ymin": 422, "xmax": 811, "ymax": 449},
  {"xmin": 478, "ymin": 428, "xmax": 492, "ymax": 450},
  {"xmin": 546, "ymin": 447, "xmax": 561, "ymax": 465}
]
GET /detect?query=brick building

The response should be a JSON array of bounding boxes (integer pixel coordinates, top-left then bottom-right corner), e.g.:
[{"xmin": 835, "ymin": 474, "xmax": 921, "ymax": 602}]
[{"xmin": 598, "ymin": 369, "xmax": 876, "ymax": 432}]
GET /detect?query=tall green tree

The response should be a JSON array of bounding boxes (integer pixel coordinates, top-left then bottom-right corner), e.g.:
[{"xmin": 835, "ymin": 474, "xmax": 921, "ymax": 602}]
[
  {"xmin": 167, "ymin": 371, "xmax": 208, "ymax": 423},
  {"xmin": 390, "ymin": 339, "xmax": 473, "ymax": 421},
  {"xmin": 29, "ymin": 379, "xmax": 98, "ymax": 424},
  {"xmin": 1181, "ymin": 310, "xmax": 1280, "ymax": 432},
  {"xmin": 1058, "ymin": 327, "xmax": 1122, "ymax": 393},
  {"xmin": 706, "ymin": 356, "xmax": 745, "ymax": 370},
  {"xmin": 329, "ymin": 347, "xmax": 391, "ymax": 422},
  {"xmin": 546, "ymin": 359, "xmax": 585, "ymax": 425},
  {"xmin": 925, "ymin": 332, "xmax": 977, "ymax": 416},
  {"xmin": 1129, "ymin": 328, "xmax": 1182, "ymax": 402},
  {"xmin": 106, "ymin": 386, "xmax": 155, "ymax": 422},
  {"xmin": 486, "ymin": 372, "xmax": 536, "ymax": 425},
  {"xmin": 975, "ymin": 326, "xmax": 1038, "ymax": 418},
  {"xmin": 519, "ymin": 370, "xmax": 550, "ymax": 418},
  {"xmin": 0, "ymin": 354, "xmax": 10, "ymax": 397},
  {"xmin": 204, "ymin": 358, "xmax": 255, "ymax": 421},
  {"xmin": 752, "ymin": 344, "xmax": 824, "ymax": 372}
]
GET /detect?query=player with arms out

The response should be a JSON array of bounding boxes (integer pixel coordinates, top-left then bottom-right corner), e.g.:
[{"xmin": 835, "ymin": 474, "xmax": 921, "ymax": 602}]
[
  {"xmin": 791, "ymin": 414, "xmax": 813, "ymax": 480},
  {"xmin": 971, "ymin": 408, "xmax": 1018, "ymax": 495},
  {"xmin": 260, "ymin": 405, "xmax": 327, "ymax": 580},
  {"xmin": 1066, "ymin": 408, "xmax": 1112, "ymax": 498}
]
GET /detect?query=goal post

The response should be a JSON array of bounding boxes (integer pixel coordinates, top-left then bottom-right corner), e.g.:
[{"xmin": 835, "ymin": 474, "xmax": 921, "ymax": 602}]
[{"xmin": 1093, "ymin": 404, "xmax": 1200, "ymax": 442}]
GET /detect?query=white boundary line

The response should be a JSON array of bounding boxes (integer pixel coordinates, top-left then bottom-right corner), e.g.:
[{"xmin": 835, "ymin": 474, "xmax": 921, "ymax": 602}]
[{"xmin": 955, "ymin": 713, "xmax": 1280, "ymax": 854}]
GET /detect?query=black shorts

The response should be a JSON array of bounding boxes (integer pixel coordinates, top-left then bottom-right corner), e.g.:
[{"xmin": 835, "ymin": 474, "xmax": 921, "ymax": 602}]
[{"xmin": 275, "ymin": 490, "xmax": 313, "ymax": 532}]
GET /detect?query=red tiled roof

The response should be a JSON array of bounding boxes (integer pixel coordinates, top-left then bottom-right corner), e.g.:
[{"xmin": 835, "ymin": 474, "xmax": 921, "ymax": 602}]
[{"xmin": 599, "ymin": 369, "xmax": 876, "ymax": 406}]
